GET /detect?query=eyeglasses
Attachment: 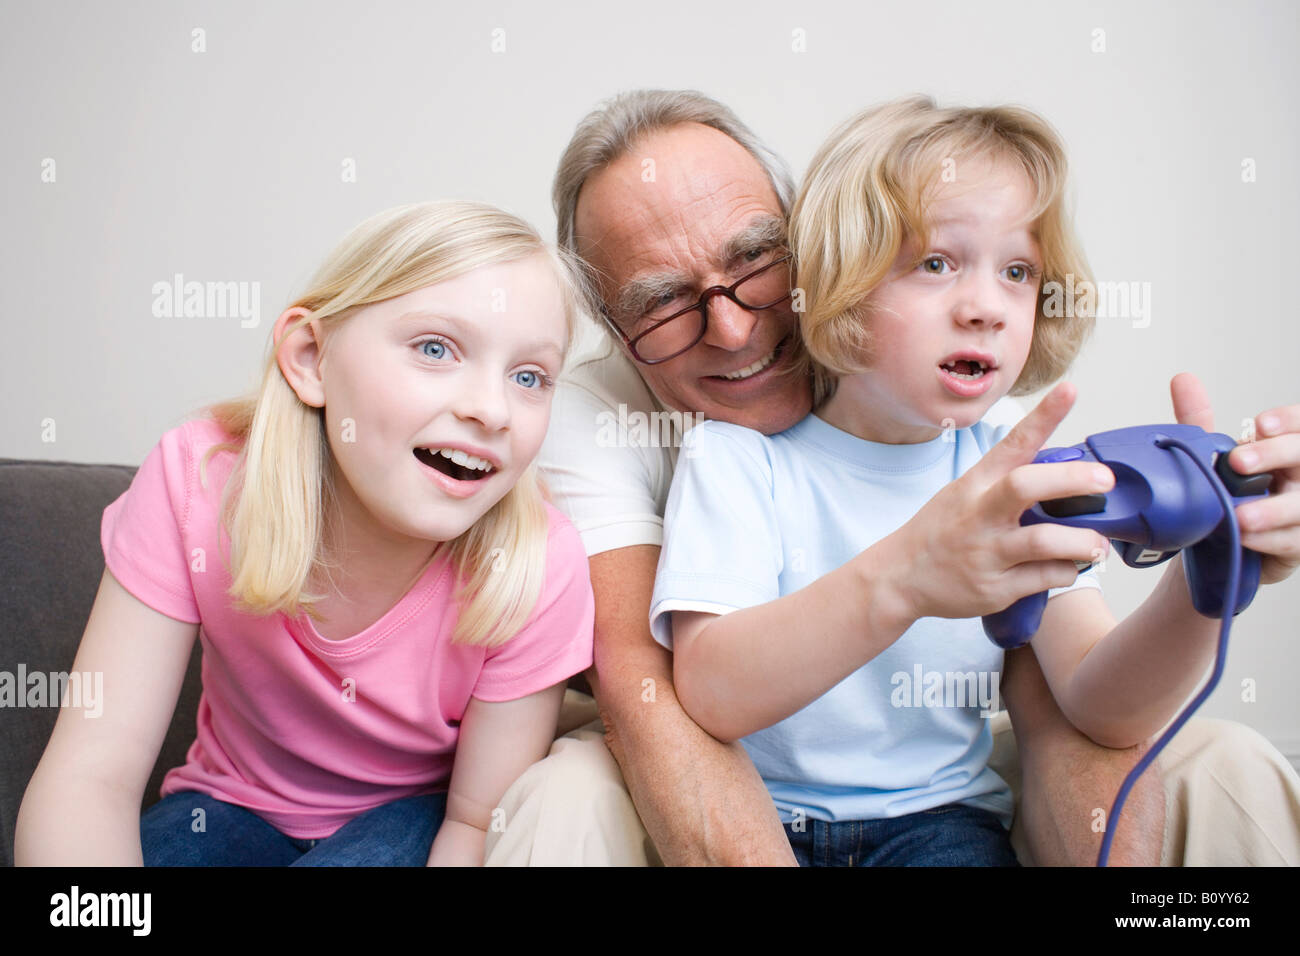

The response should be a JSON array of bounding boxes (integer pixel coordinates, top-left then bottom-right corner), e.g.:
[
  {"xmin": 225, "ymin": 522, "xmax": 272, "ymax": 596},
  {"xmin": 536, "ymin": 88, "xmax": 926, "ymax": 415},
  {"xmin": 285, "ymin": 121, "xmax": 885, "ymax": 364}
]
[{"xmin": 601, "ymin": 252, "xmax": 793, "ymax": 365}]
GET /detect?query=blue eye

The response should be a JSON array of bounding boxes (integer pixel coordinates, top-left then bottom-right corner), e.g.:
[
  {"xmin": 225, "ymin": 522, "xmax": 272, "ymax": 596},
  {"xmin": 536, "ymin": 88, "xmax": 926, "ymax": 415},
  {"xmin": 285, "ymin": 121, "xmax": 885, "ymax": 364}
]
[
  {"xmin": 419, "ymin": 338, "xmax": 449, "ymax": 360},
  {"xmin": 513, "ymin": 370, "xmax": 549, "ymax": 390}
]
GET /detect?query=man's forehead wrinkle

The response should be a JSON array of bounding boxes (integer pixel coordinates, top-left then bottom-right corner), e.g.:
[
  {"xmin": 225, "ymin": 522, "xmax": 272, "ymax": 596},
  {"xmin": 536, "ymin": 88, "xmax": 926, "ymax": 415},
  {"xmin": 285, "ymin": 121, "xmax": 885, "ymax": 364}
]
[{"xmin": 573, "ymin": 127, "xmax": 783, "ymax": 317}]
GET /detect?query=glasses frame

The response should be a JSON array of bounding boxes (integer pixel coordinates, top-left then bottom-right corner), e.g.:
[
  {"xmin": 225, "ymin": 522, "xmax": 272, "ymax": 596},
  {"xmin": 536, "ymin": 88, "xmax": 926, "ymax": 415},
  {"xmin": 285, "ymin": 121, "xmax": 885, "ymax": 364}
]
[{"xmin": 601, "ymin": 253, "xmax": 794, "ymax": 365}]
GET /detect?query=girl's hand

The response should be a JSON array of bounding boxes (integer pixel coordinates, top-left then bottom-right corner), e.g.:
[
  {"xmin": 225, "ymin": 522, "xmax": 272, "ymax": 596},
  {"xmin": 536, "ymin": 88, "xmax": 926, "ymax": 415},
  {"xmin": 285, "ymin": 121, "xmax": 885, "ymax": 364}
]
[
  {"xmin": 1170, "ymin": 372, "xmax": 1300, "ymax": 586},
  {"xmin": 886, "ymin": 382, "xmax": 1113, "ymax": 622}
]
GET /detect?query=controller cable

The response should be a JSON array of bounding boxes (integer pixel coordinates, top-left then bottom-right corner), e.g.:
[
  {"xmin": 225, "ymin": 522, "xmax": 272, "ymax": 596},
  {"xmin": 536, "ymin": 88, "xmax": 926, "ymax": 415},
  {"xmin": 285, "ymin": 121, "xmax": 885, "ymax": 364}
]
[{"xmin": 1096, "ymin": 436, "xmax": 1242, "ymax": 866}]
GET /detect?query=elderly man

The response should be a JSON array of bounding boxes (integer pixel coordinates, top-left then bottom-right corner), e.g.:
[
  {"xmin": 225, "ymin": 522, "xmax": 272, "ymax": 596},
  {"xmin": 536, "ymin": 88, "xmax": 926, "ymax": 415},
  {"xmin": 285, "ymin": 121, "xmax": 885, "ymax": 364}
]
[{"xmin": 485, "ymin": 89, "xmax": 1300, "ymax": 866}]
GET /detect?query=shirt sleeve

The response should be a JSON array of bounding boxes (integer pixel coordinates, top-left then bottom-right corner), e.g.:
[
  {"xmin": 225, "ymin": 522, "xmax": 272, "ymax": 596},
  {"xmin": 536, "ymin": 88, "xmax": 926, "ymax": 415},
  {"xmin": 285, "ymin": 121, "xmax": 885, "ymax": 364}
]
[
  {"xmin": 472, "ymin": 506, "xmax": 595, "ymax": 702},
  {"xmin": 537, "ymin": 379, "xmax": 669, "ymax": 557},
  {"xmin": 648, "ymin": 422, "xmax": 783, "ymax": 650},
  {"xmin": 100, "ymin": 423, "xmax": 202, "ymax": 624}
]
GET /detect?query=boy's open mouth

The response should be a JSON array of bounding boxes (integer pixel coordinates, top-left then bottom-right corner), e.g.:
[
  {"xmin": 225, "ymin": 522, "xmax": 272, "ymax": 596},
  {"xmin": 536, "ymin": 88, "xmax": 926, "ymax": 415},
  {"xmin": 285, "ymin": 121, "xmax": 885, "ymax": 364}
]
[
  {"xmin": 939, "ymin": 358, "xmax": 992, "ymax": 380},
  {"xmin": 413, "ymin": 447, "xmax": 497, "ymax": 482}
]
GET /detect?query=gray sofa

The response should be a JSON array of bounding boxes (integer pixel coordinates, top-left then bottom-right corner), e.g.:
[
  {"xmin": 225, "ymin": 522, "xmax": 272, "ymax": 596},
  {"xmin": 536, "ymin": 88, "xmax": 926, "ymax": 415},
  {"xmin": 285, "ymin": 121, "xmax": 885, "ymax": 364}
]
[{"xmin": 0, "ymin": 457, "xmax": 203, "ymax": 866}]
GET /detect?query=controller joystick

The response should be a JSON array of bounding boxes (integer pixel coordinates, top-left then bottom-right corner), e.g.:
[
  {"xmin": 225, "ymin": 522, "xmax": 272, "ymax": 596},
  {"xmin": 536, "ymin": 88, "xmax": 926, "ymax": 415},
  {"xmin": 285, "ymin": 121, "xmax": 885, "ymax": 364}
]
[{"xmin": 981, "ymin": 425, "xmax": 1272, "ymax": 649}]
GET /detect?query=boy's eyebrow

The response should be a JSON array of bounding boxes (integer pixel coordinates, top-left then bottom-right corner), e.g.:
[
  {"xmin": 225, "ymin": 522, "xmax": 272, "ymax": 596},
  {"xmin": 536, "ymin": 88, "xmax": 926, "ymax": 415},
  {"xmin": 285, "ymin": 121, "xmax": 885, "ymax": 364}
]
[{"xmin": 396, "ymin": 310, "xmax": 564, "ymax": 360}]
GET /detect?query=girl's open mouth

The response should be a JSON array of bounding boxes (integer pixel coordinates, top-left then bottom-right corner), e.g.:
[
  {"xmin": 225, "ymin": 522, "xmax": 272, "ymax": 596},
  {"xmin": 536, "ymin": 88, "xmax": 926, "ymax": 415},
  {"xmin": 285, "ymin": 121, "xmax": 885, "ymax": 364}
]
[{"xmin": 413, "ymin": 447, "xmax": 496, "ymax": 482}]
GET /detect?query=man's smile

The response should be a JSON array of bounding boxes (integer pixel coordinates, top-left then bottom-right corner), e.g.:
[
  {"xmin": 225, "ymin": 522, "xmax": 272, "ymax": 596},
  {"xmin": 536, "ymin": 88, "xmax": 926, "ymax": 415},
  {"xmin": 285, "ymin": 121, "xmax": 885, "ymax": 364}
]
[{"xmin": 703, "ymin": 333, "xmax": 793, "ymax": 383}]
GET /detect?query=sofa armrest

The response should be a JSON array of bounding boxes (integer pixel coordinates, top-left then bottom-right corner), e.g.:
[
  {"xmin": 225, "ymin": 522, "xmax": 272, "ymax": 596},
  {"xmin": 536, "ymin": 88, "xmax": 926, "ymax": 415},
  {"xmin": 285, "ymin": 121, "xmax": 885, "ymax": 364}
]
[{"xmin": 0, "ymin": 458, "xmax": 202, "ymax": 866}]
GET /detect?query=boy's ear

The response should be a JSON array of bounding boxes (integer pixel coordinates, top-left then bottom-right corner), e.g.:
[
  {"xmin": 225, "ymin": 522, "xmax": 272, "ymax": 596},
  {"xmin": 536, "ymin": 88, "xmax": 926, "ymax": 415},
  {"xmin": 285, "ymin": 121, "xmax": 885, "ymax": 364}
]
[{"xmin": 274, "ymin": 306, "xmax": 326, "ymax": 408}]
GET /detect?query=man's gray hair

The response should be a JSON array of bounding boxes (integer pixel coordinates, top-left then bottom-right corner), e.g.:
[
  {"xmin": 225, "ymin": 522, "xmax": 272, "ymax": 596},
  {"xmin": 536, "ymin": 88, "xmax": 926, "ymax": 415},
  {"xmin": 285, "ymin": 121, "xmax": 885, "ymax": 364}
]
[{"xmin": 552, "ymin": 89, "xmax": 796, "ymax": 266}]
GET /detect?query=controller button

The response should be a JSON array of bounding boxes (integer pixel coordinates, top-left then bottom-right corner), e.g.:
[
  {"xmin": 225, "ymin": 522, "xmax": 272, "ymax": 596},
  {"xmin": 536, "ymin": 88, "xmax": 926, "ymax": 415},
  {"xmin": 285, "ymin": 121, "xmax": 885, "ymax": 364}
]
[
  {"xmin": 1214, "ymin": 452, "xmax": 1273, "ymax": 498},
  {"xmin": 1037, "ymin": 447, "xmax": 1085, "ymax": 463},
  {"xmin": 1041, "ymin": 493, "xmax": 1107, "ymax": 518}
]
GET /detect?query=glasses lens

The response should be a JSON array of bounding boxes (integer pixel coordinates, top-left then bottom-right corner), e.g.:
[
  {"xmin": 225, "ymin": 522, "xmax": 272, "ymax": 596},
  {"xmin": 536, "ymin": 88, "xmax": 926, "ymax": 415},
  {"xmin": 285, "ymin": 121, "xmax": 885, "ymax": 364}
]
[
  {"xmin": 625, "ymin": 252, "xmax": 791, "ymax": 363},
  {"xmin": 632, "ymin": 310, "xmax": 707, "ymax": 363},
  {"xmin": 734, "ymin": 254, "xmax": 792, "ymax": 309}
]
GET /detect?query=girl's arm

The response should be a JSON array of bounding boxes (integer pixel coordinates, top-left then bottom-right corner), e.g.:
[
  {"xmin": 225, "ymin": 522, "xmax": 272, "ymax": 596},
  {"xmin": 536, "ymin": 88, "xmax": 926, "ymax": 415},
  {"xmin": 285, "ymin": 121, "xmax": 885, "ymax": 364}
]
[
  {"xmin": 15, "ymin": 569, "xmax": 198, "ymax": 865},
  {"xmin": 426, "ymin": 682, "xmax": 566, "ymax": 866}
]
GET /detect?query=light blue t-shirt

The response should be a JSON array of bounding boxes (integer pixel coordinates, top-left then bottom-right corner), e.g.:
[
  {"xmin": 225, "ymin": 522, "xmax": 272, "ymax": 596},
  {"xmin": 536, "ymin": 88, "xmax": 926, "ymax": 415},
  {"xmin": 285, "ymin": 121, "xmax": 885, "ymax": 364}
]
[{"xmin": 648, "ymin": 411, "xmax": 1100, "ymax": 828}]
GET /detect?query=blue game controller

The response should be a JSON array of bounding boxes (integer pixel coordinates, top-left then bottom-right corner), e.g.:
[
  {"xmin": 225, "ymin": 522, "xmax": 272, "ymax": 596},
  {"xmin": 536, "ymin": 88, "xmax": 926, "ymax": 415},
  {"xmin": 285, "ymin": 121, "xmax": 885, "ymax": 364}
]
[{"xmin": 982, "ymin": 424, "xmax": 1273, "ymax": 649}]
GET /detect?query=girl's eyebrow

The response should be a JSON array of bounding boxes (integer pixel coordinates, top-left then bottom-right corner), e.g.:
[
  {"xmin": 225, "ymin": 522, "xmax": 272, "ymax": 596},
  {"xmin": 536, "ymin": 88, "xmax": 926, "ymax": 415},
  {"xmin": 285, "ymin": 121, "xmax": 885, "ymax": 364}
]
[{"xmin": 396, "ymin": 310, "xmax": 564, "ymax": 362}]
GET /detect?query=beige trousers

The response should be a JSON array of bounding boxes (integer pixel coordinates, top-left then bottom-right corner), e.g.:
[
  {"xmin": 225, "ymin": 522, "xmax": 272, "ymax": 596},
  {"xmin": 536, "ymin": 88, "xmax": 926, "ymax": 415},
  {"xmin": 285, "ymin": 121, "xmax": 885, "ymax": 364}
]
[{"xmin": 485, "ymin": 693, "xmax": 1300, "ymax": 866}]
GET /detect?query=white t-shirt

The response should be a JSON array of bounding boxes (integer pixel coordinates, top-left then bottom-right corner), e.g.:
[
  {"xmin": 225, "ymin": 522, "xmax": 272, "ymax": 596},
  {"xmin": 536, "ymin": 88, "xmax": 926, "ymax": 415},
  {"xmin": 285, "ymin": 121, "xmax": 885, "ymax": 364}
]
[{"xmin": 537, "ymin": 331, "xmax": 684, "ymax": 556}]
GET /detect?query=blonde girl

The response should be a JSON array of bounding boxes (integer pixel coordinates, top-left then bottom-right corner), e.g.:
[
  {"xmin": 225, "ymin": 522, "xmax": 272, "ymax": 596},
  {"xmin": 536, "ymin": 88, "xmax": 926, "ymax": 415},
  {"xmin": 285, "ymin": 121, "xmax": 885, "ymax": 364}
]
[{"xmin": 17, "ymin": 201, "xmax": 595, "ymax": 866}]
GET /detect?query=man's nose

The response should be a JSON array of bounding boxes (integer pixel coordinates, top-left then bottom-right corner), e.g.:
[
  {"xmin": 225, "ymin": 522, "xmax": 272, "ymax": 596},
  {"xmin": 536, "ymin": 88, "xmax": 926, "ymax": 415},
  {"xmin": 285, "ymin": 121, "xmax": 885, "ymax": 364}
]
[
  {"xmin": 699, "ymin": 292, "xmax": 760, "ymax": 351},
  {"xmin": 951, "ymin": 270, "xmax": 1007, "ymax": 330}
]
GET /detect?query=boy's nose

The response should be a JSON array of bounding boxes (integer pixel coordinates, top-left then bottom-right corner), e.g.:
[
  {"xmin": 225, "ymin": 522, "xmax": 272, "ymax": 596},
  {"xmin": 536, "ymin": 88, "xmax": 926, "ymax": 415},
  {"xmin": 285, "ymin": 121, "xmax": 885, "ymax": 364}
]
[{"xmin": 952, "ymin": 271, "xmax": 1007, "ymax": 330}]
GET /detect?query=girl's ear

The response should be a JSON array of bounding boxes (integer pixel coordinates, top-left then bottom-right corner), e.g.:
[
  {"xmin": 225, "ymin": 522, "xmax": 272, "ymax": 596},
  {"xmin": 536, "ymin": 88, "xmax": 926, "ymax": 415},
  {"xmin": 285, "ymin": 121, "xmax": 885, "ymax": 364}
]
[{"xmin": 274, "ymin": 306, "xmax": 326, "ymax": 408}]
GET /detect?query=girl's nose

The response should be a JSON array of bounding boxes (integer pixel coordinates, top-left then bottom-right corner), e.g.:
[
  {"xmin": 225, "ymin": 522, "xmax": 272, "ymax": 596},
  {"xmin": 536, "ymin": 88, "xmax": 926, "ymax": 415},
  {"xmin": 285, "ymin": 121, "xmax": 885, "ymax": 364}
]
[{"xmin": 452, "ymin": 369, "xmax": 511, "ymax": 432}]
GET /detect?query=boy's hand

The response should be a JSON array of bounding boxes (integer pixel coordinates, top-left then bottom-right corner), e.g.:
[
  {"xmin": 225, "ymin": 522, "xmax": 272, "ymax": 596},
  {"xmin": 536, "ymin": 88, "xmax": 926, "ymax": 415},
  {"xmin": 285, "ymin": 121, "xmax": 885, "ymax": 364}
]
[
  {"xmin": 1171, "ymin": 372, "xmax": 1300, "ymax": 586},
  {"xmin": 888, "ymin": 382, "xmax": 1113, "ymax": 622}
]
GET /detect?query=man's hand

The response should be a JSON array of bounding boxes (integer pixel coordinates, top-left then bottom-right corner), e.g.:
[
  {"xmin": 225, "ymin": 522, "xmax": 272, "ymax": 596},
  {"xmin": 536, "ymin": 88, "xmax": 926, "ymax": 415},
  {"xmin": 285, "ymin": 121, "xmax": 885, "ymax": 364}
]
[{"xmin": 1171, "ymin": 372, "xmax": 1300, "ymax": 586}]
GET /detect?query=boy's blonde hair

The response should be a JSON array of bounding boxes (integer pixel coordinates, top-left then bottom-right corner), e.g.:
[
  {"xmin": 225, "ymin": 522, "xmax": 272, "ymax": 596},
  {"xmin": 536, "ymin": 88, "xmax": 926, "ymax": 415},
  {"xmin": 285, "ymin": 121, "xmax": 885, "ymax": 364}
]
[
  {"xmin": 790, "ymin": 95, "xmax": 1095, "ymax": 398},
  {"xmin": 202, "ymin": 200, "xmax": 590, "ymax": 647}
]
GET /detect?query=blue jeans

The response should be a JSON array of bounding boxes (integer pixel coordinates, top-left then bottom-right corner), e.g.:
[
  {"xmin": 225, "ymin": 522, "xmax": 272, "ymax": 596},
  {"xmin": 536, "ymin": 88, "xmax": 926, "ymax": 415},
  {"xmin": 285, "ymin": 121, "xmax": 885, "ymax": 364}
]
[
  {"xmin": 140, "ymin": 790, "xmax": 446, "ymax": 866},
  {"xmin": 783, "ymin": 803, "xmax": 1019, "ymax": 866}
]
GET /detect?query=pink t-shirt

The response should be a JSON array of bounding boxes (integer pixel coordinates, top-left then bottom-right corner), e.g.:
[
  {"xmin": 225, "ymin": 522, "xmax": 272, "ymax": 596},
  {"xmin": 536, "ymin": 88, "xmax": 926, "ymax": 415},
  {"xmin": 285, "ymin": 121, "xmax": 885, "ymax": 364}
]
[{"xmin": 101, "ymin": 417, "xmax": 594, "ymax": 838}]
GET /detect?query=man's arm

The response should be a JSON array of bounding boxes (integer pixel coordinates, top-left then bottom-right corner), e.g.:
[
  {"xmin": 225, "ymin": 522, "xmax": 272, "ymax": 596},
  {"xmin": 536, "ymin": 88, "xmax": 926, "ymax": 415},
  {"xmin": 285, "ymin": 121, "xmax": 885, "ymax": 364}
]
[
  {"xmin": 587, "ymin": 544, "xmax": 795, "ymax": 866},
  {"xmin": 1000, "ymin": 644, "xmax": 1164, "ymax": 866}
]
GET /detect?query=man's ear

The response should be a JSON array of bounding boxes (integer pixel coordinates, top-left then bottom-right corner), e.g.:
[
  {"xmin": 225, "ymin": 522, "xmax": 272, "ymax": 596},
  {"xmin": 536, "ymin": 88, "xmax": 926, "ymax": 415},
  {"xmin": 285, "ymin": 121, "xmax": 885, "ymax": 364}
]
[{"xmin": 274, "ymin": 307, "xmax": 326, "ymax": 408}]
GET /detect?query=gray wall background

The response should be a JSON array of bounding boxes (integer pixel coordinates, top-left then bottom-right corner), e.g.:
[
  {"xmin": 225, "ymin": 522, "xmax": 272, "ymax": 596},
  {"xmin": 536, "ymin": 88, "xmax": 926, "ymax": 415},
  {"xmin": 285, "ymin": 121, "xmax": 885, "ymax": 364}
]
[{"xmin": 3, "ymin": 0, "xmax": 1298, "ymax": 763}]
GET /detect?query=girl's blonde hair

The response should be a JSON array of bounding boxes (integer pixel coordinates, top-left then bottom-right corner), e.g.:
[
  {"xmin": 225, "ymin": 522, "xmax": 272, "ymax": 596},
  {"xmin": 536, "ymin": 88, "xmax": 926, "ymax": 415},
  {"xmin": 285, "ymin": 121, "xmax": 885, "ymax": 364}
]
[
  {"xmin": 790, "ymin": 95, "xmax": 1095, "ymax": 399},
  {"xmin": 201, "ymin": 200, "xmax": 590, "ymax": 647}
]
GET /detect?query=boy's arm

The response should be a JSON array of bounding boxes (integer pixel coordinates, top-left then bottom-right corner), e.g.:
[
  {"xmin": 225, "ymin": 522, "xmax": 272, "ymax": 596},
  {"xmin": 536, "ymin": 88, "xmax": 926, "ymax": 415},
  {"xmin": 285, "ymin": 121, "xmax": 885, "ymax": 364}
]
[
  {"xmin": 1031, "ymin": 558, "xmax": 1222, "ymax": 747},
  {"xmin": 1000, "ymin": 645, "xmax": 1165, "ymax": 865},
  {"xmin": 670, "ymin": 541, "xmax": 915, "ymax": 743},
  {"xmin": 670, "ymin": 384, "xmax": 1112, "ymax": 743},
  {"xmin": 426, "ymin": 684, "xmax": 566, "ymax": 867},
  {"xmin": 1032, "ymin": 371, "xmax": 1300, "ymax": 748}
]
